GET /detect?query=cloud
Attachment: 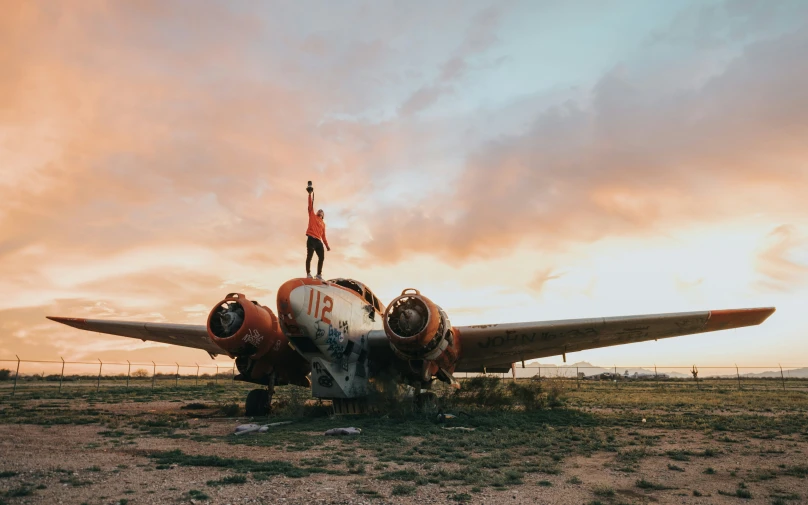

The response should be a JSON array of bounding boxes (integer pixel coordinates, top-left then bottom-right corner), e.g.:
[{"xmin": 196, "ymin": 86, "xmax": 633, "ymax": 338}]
[
  {"xmin": 364, "ymin": 24, "xmax": 808, "ymax": 263},
  {"xmin": 755, "ymin": 225, "xmax": 808, "ymax": 292},
  {"xmin": 528, "ymin": 268, "xmax": 564, "ymax": 294},
  {"xmin": 398, "ymin": 4, "xmax": 505, "ymax": 116}
]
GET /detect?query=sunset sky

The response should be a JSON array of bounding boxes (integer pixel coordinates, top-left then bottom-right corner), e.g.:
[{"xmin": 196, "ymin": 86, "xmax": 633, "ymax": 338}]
[{"xmin": 1, "ymin": 0, "xmax": 806, "ymax": 372}]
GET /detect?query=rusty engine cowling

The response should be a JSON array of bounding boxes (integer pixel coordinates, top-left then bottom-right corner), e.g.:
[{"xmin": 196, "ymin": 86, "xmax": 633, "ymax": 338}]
[
  {"xmin": 383, "ymin": 288, "xmax": 460, "ymax": 384},
  {"xmin": 207, "ymin": 293, "xmax": 309, "ymax": 387}
]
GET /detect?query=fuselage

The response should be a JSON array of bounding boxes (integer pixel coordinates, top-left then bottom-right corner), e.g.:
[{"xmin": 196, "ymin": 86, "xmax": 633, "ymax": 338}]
[{"xmin": 277, "ymin": 278, "xmax": 385, "ymax": 398}]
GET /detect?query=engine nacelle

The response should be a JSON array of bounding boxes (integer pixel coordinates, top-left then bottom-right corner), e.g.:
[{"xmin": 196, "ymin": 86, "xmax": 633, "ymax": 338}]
[
  {"xmin": 207, "ymin": 293, "xmax": 309, "ymax": 387},
  {"xmin": 207, "ymin": 293, "xmax": 282, "ymax": 359},
  {"xmin": 383, "ymin": 289, "xmax": 460, "ymax": 383}
]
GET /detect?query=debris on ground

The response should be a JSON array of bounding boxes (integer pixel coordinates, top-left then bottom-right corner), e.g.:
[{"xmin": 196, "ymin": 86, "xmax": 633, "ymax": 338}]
[
  {"xmin": 441, "ymin": 426, "xmax": 475, "ymax": 431},
  {"xmin": 234, "ymin": 421, "xmax": 294, "ymax": 435},
  {"xmin": 324, "ymin": 427, "xmax": 362, "ymax": 436}
]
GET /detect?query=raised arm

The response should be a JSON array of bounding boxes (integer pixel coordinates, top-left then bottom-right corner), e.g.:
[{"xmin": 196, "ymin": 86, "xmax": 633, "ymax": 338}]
[{"xmin": 308, "ymin": 192, "xmax": 314, "ymax": 215}]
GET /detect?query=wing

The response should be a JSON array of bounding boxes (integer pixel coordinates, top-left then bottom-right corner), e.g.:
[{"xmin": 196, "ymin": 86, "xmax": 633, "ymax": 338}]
[
  {"xmin": 47, "ymin": 316, "xmax": 222, "ymax": 355},
  {"xmin": 453, "ymin": 307, "xmax": 775, "ymax": 373}
]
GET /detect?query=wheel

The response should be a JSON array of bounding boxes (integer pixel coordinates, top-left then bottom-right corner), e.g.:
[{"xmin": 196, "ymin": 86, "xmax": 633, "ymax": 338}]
[
  {"xmin": 245, "ymin": 389, "xmax": 271, "ymax": 417},
  {"xmin": 415, "ymin": 391, "xmax": 438, "ymax": 412}
]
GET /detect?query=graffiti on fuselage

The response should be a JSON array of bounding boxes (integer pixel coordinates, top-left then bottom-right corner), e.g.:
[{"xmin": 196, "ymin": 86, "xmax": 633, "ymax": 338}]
[{"xmin": 326, "ymin": 325, "xmax": 344, "ymax": 360}]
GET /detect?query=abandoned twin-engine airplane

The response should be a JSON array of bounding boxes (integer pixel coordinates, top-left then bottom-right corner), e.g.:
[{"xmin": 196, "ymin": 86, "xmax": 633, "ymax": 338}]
[{"xmin": 48, "ymin": 277, "xmax": 775, "ymax": 414}]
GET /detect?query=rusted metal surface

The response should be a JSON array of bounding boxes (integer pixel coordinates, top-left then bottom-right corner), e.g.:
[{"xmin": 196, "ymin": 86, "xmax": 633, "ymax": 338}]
[{"xmin": 381, "ymin": 289, "xmax": 461, "ymax": 385}]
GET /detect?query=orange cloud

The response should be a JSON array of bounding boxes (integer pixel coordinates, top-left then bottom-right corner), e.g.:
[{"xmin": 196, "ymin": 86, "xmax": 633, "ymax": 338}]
[{"xmin": 363, "ymin": 25, "xmax": 808, "ymax": 262}]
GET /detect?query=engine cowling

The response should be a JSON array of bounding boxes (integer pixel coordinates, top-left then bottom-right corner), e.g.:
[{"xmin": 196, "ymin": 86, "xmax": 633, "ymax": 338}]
[
  {"xmin": 207, "ymin": 293, "xmax": 282, "ymax": 360},
  {"xmin": 206, "ymin": 293, "xmax": 311, "ymax": 387},
  {"xmin": 383, "ymin": 288, "xmax": 460, "ymax": 382}
]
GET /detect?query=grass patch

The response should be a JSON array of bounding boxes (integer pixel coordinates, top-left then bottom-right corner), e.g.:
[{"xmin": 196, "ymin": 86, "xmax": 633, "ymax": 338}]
[
  {"xmin": 449, "ymin": 492, "xmax": 472, "ymax": 502},
  {"xmin": 783, "ymin": 465, "xmax": 808, "ymax": 478},
  {"xmin": 391, "ymin": 484, "xmax": 416, "ymax": 496},
  {"xmin": 187, "ymin": 489, "xmax": 209, "ymax": 500},
  {"xmin": 149, "ymin": 450, "xmax": 312, "ymax": 478},
  {"xmin": 377, "ymin": 469, "xmax": 420, "ymax": 482},
  {"xmin": 718, "ymin": 488, "xmax": 752, "ymax": 499},
  {"xmin": 636, "ymin": 478, "xmax": 671, "ymax": 490},
  {"xmin": 667, "ymin": 463, "xmax": 685, "ymax": 472},
  {"xmin": 592, "ymin": 485, "xmax": 615, "ymax": 497},
  {"xmin": 206, "ymin": 475, "xmax": 247, "ymax": 486},
  {"xmin": 4, "ymin": 485, "xmax": 34, "ymax": 497}
]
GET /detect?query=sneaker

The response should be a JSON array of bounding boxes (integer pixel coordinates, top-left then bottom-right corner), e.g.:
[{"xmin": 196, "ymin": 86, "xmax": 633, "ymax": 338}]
[
  {"xmin": 315, "ymin": 274, "xmax": 324, "ymax": 281},
  {"xmin": 306, "ymin": 273, "xmax": 313, "ymax": 279}
]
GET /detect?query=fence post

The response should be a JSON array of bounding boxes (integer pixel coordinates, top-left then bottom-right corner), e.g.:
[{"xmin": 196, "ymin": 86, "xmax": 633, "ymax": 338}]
[
  {"xmin": 12, "ymin": 355, "xmax": 20, "ymax": 396},
  {"xmin": 576, "ymin": 366, "xmax": 580, "ymax": 389},
  {"xmin": 59, "ymin": 357, "xmax": 65, "ymax": 393},
  {"xmin": 195, "ymin": 363, "xmax": 199, "ymax": 387},
  {"xmin": 126, "ymin": 361, "xmax": 131, "ymax": 388},
  {"xmin": 152, "ymin": 361, "xmax": 156, "ymax": 389},
  {"xmin": 654, "ymin": 364, "xmax": 658, "ymax": 389},
  {"xmin": 215, "ymin": 365, "xmax": 219, "ymax": 385},
  {"xmin": 232, "ymin": 361, "xmax": 236, "ymax": 384},
  {"xmin": 97, "ymin": 359, "xmax": 102, "ymax": 392},
  {"xmin": 614, "ymin": 365, "xmax": 618, "ymax": 388},
  {"xmin": 779, "ymin": 364, "xmax": 786, "ymax": 391},
  {"xmin": 735, "ymin": 364, "xmax": 741, "ymax": 391},
  {"xmin": 175, "ymin": 363, "xmax": 180, "ymax": 388}
]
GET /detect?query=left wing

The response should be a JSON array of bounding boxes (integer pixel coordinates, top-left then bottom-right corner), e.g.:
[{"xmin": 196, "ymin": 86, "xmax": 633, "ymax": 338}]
[
  {"xmin": 47, "ymin": 317, "xmax": 221, "ymax": 355},
  {"xmin": 452, "ymin": 307, "xmax": 775, "ymax": 372}
]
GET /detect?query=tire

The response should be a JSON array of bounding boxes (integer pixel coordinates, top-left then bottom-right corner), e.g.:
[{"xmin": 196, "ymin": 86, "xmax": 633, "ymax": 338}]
[
  {"xmin": 415, "ymin": 391, "xmax": 438, "ymax": 411},
  {"xmin": 245, "ymin": 389, "xmax": 271, "ymax": 417}
]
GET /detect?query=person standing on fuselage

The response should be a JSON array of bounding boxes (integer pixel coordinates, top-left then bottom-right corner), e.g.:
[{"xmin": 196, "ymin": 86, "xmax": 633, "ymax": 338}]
[{"xmin": 305, "ymin": 183, "xmax": 330, "ymax": 280}]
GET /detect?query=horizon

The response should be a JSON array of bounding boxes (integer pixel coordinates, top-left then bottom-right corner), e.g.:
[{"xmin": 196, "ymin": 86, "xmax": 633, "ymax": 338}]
[{"xmin": 1, "ymin": 1, "xmax": 807, "ymax": 367}]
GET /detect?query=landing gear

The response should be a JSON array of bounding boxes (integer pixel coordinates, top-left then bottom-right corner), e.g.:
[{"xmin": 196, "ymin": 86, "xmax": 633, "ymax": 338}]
[
  {"xmin": 245, "ymin": 389, "xmax": 271, "ymax": 417},
  {"xmin": 415, "ymin": 391, "xmax": 439, "ymax": 411},
  {"xmin": 245, "ymin": 374, "xmax": 275, "ymax": 417}
]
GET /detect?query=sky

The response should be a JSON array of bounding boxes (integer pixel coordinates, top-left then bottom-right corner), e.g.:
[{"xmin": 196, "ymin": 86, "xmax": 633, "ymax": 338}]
[{"xmin": 1, "ymin": 0, "xmax": 807, "ymax": 373}]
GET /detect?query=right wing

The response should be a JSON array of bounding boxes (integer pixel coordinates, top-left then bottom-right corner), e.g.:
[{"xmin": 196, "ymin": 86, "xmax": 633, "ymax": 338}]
[
  {"xmin": 453, "ymin": 307, "xmax": 775, "ymax": 373},
  {"xmin": 47, "ymin": 317, "xmax": 221, "ymax": 355}
]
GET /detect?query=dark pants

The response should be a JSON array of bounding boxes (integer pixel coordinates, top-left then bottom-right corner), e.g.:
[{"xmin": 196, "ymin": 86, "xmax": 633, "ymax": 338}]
[{"xmin": 306, "ymin": 235, "xmax": 325, "ymax": 276}]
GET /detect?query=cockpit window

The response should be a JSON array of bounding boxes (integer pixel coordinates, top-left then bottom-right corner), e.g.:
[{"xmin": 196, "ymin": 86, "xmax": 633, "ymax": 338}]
[
  {"xmin": 332, "ymin": 279, "xmax": 363, "ymax": 296},
  {"xmin": 364, "ymin": 289, "xmax": 374, "ymax": 306},
  {"xmin": 371, "ymin": 294, "xmax": 383, "ymax": 313}
]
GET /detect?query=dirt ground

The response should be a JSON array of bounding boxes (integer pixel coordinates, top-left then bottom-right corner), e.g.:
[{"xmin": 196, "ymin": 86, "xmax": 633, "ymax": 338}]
[{"xmin": 1, "ymin": 385, "xmax": 806, "ymax": 505}]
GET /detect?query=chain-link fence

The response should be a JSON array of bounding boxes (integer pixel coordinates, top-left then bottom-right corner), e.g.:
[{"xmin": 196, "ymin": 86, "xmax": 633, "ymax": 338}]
[
  {"xmin": 0, "ymin": 357, "xmax": 239, "ymax": 395},
  {"xmin": 1, "ymin": 358, "xmax": 806, "ymax": 395},
  {"xmin": 457, "ymin": 364, "xmax": 808, "ymax": 392}
]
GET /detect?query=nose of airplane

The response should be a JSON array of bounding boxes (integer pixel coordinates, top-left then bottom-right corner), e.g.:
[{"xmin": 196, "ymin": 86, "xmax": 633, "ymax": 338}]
[{"xmin": 276, "ymin": 278, "xmax": 307, "ymax": 328}]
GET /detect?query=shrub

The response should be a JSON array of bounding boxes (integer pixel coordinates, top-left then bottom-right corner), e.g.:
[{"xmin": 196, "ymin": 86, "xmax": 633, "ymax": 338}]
[
  {"xmin": 507, "ymin": 381, "xmax": 545, "ymax": 410},
  {"xmin": 544, "ymin": 378, "xmax": 567, "ymax": 407}
]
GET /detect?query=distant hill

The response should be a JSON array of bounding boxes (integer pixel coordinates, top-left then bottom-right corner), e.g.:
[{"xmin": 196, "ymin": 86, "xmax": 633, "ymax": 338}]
[
  {"xmin": 509, "ymin": 361, "xmax": 689, "ymax": 379},
  {"xmin": 716, "ymin": 368, "xmax": 808, "ymax": 379}
]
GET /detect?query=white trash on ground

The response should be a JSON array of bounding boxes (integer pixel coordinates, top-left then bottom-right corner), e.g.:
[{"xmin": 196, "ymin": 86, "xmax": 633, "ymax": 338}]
[{"xmin": 234, "ymin": 421, "xmax": 294, "ymax": 435}]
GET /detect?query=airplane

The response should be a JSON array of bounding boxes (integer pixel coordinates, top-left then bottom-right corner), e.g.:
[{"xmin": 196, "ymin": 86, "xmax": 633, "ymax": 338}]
[{"xmin": 48, "ymin": 277, "xmax": 775, "ymax": 414}]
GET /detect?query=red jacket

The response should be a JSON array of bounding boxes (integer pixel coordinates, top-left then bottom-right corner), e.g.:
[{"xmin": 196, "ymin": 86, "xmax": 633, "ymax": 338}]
[{"xmin": 305, "ymin": 194, "xmax": 329, "ymax": 248}]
